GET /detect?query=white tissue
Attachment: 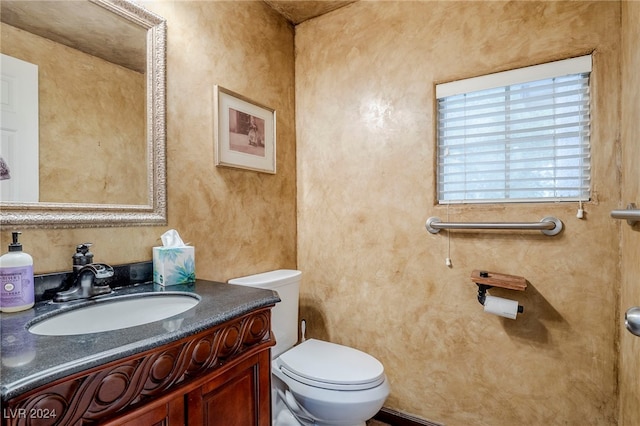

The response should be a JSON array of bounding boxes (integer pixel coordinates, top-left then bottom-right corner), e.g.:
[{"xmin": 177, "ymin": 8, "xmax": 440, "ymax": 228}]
[
  {"xmin": 484, "ymin": 295, "xmax": 520, "ymax": 320},
  {"xmin": 161, "ymin": 229, "xmax": 186, "ymax": 247}
]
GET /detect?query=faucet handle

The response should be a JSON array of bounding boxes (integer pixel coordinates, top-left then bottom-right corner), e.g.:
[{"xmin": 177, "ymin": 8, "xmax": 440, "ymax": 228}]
[
  {"xmin": 76, "ymin": 242, "xmax": 93, "ymax": 253},
  {"xmin": 73, "ymin": 242, "xmax": 94, "ymax": 269},
  {"xmin": 90, "ymin": 263, "xmax": 114, "ymax": 280}
]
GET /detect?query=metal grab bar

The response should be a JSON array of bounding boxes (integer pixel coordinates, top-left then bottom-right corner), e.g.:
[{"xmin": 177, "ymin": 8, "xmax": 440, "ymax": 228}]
[
  {"xmin": 425, "ymin": 216, "xmax": 563, "ymax": 236},
  {"xmin": 610, "ymin": 203, "xmax": 639, "ymax": 226}
]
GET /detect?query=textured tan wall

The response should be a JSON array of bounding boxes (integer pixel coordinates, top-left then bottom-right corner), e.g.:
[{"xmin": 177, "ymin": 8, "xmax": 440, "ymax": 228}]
[
  {"xmin": 296, "ymin": 1, "xmax": 621, "ymax": 424},
  {"xmin": 619, "ymin": 1, "xmax": 640, "ymax": 424},
  {"xmin": 1, "ymin": 23, "xmax": 147, "ymax": 205},
  {"xmin": 1, "ymin": 1, "xmax": 297, "ymax": 281},
  {"xmin": 2, "ymin": 1, "xmax": 635, "ymax": 424}
]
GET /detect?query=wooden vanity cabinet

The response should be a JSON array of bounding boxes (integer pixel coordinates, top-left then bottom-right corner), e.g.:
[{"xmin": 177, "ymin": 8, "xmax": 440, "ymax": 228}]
[
  {"xmin": 186, "ymin": 350, "xmax": 271, "ymax": 426},
  {"xmin": 111, "ymin": 350, "xmax": 271, "ymax": 426},
  {"xmin": 2, "ymin": 308, "xmax": 274, "ymax": 426},
  {"xmin": 109, "ymin": 395, "xmax": 184, "ymax": 426}
]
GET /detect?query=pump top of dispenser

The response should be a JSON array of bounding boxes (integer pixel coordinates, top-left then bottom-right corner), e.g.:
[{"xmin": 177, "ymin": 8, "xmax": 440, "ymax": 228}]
[{"xmin": 8, "ymin": 231, "xmax": 23, "ymax": 252}]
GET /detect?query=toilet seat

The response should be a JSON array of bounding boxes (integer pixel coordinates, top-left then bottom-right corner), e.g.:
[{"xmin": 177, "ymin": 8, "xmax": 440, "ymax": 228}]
[{"xmin": 276, "ymin": 339, "xmax": 385, "ymax": 391}]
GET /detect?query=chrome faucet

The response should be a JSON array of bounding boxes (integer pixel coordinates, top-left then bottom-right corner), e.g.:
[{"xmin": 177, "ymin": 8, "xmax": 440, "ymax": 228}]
[
  {"xmin": 53, "ymin": 242, "xmax": 113, "ymax": 302},
  {"xmin": 54, "ymin": 263, "xmax": 114, "ymax": 302}
]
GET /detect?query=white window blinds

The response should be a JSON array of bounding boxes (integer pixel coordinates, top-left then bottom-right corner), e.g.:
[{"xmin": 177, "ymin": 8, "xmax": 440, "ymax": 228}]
[{"xmin": 436, "ymin": 55, "xmax": 591, "ymax": 204}]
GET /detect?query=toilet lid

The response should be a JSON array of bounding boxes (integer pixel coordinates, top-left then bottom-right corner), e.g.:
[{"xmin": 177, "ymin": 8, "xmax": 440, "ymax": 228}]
[{"xmin": 276, "ymin": 339, "xmax": 385, "ymax": 391}]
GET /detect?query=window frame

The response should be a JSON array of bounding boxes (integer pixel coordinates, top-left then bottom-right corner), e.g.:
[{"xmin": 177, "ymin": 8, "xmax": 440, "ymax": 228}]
[{"xmin": 435, "ymin": 55, "xmax": 592, "ymax": 205}]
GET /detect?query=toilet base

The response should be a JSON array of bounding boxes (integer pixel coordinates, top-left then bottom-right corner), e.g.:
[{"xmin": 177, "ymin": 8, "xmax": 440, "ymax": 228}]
[
  {"xmin": 274, "ymin": 407, "xmax": 303, "ymax": 426},
  {"xmin": 272, "ymin": 371, "xmax": 377, "ymax": 426},
  {"xmin": 274, "ymin": 405, "xmax": 366, "ymax": 426}
]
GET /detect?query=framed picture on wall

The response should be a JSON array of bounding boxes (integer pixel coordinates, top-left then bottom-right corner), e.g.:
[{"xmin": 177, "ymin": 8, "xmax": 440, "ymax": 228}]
[{"xmin": 213, "ymin": 85, "xmax": 276, "ymax": 174}]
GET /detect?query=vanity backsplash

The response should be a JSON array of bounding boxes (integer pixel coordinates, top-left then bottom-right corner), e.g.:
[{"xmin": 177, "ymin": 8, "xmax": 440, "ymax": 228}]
[{"xmin": 33, "ymin": 261, "xmax": 153, "ymax": 303}]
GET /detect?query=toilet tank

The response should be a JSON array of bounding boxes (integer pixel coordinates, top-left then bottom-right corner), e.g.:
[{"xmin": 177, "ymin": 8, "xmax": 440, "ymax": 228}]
[{"xmin": 228, "ymin": 270, "xmax": 301, "ymax": 358}]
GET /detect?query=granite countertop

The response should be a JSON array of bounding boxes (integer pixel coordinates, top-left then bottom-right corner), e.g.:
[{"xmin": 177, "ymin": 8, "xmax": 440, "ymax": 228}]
[{"xmin": 0, "ymin": 279, "xmax": 280, "ymax": 402}]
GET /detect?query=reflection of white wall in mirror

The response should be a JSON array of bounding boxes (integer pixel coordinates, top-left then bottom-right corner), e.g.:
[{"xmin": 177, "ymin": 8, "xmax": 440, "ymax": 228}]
[{"xmin": 0, "ymin": 53, "xmax": 38, "ymax": 202}]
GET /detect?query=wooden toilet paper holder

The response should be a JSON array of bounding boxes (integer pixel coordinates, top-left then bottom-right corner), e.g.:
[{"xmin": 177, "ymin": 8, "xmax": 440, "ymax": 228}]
[{"xmin": 471, "ymin": 269, "xmax": 527, "ymax": 312}]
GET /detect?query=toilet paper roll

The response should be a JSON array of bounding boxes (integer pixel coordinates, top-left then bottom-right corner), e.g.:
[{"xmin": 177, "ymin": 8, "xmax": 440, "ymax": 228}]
[{"xmin": 484, "ymin": 295, "xmax": 520, "ymax": 319}]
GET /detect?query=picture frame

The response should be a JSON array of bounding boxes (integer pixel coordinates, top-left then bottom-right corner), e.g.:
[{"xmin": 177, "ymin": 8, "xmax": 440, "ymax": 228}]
[{"xmin": 213, "ymin": 85, "xmax": 276, "ymax": 174}]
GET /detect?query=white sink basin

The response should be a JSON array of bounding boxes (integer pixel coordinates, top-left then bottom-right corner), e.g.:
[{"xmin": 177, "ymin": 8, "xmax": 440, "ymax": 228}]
[{"xmin": 29, "ymin": 293, "xmax": 200, "ymax": 336}]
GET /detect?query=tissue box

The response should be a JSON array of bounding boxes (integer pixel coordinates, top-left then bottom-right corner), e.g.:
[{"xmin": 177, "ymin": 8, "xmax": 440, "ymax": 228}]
[{"xmin": 153, "ymin": 247, "xmax": 195, "ymax": 286}]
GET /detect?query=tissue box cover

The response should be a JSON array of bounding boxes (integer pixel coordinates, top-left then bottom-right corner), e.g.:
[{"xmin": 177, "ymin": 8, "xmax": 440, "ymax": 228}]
[{"xmin": 153, "ymin": 247, "xmax": 195, "ymax": 286}]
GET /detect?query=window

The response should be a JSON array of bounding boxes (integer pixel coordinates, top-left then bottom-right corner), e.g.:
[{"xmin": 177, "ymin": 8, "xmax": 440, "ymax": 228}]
[{"xmin": 436, "ymin": 55, "xmax": 591, "ymax": 204}]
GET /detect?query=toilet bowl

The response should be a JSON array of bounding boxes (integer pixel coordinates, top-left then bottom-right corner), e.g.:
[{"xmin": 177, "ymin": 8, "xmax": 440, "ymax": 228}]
[
  {"xmin": 273, "ymin": 338, "xmax": 389, "ymax": 426},
  {"xmin": 228, "ymin": 270, "xmax": 389, "ymax": 426}
]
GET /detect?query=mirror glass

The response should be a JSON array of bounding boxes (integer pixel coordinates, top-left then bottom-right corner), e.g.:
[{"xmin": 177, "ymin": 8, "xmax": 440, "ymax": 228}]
[{"xmin": 0, "ymin": 0, "xmax": 166, "ymax": 227}]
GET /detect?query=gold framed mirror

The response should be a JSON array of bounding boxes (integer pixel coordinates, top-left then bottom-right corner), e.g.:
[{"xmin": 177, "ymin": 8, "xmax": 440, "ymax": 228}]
[{"xmin": 0, "ymin": 0, "xmax": 166, "ymax": 228}]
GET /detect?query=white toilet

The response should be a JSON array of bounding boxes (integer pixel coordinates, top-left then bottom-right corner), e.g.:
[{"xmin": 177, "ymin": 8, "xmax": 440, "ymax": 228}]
[{"xmin": 228, "ymin": 270, "xmax": 389, "ymax": 426}]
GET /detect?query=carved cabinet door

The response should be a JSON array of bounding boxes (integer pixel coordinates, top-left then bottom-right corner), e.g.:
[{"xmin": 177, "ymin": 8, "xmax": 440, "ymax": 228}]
[
  {"xmin": 187, "ymin": 350, "xmax": 271, "ymax": 426},
  {"xmin": 102, "ymin": 395, "xmax": 184, "ymax": 426}
]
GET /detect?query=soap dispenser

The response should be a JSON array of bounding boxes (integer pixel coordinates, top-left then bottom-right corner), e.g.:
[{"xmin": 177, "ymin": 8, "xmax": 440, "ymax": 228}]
[{"xmin": 0, "ymin": 231, "xmax": 35, "ymax": 312}]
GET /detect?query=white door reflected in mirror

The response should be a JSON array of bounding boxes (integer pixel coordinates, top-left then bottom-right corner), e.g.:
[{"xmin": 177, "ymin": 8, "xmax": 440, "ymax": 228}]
[{"xmin": 0, "ymin": 53, "xmax": 38, "ymax": 202}]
